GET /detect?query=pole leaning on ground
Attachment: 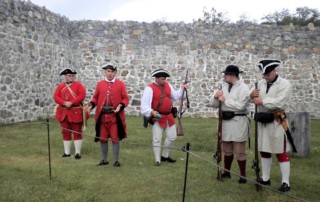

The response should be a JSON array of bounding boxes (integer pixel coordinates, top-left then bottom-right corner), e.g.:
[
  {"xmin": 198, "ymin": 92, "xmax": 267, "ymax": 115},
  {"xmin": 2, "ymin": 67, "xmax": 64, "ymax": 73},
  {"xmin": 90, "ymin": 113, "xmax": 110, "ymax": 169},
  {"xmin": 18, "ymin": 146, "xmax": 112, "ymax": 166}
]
[
  {"xmin": 46, "ymin": 118, "xmax": 52, "ymax": 180},
  {"xmin": 182, "ymin": 143, "xmax": 190, "ymax": 202}
]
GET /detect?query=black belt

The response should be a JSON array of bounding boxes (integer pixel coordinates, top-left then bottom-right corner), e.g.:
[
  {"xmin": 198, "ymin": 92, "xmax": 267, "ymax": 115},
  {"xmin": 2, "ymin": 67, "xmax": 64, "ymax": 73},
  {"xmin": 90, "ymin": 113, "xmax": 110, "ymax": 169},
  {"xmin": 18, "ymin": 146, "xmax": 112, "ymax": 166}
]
[
  {"xmin": 102, "ymin": 106, "xmax": 114, "ymax": 114},
  {"xmin": 222, "ymin": 111, "xmax": 246, "ymax": 120},
  {"xmin": 159, "ymin": 112, "xmax": 171, "ymax": 115},
  {"xmin": 102, "ymin": 111, "xmax": 114, "ymax": 114},
  {"xmin": 234, "ymin": 114, "xmax": 247, "ymax": 116}
]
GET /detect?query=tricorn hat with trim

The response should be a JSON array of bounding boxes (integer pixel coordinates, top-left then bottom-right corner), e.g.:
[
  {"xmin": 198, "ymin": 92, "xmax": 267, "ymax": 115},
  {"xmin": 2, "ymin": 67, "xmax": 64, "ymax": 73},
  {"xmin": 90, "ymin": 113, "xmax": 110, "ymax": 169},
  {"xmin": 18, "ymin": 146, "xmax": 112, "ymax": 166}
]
[
  {"xmin": 258, "ymin": 59, "xmax": 281, "ymax": 74},
  {"xmin": 59, "ymin": 68, "xmax": 77, "ymax": 76},
  {"xmin": 102, "ymin": 63, "xmax": 117, "ymax": 71},
  {"xmin": 222, "ymin": 65, "xmax": 243, "ymax": 75},
  {"xmin": 151, "ymin": 69, "xmax": 171, "ymax": 77}
]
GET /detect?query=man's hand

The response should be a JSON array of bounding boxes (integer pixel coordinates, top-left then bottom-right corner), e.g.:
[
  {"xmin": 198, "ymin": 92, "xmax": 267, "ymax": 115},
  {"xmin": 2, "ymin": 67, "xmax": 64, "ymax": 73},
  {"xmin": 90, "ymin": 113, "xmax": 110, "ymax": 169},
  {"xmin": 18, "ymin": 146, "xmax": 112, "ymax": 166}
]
[
  {"xmin": 218, "ymin": 95, "xmax": 226, "ymax": 102},
  {"xmin": 214, "ymin": 90, "xmax": 223, "ymax": 99},
  {"xmin": 151, "ymin": 110, "xmax": 158, "ymax": 117},
  {"xmin": 250, "ymin": 89, "xmax": 260, "ymax": 98},
  {"xmin": 85, "ymin": 105, "xmax": 92, "ymax": 113},
  {"xmin": 253, "ymin": 97, "xmax": 263, "ymax": 105},
  {"xmin": 114, "ymin": 104, "xmax": 121, "ymax": 113},
  {"xmin": 64, "ymin": 101, "xmax": 73, "ymax": 108},
  {"xmin": 181, "ymin": 83, "xmax": 188, "ymax": 89}
]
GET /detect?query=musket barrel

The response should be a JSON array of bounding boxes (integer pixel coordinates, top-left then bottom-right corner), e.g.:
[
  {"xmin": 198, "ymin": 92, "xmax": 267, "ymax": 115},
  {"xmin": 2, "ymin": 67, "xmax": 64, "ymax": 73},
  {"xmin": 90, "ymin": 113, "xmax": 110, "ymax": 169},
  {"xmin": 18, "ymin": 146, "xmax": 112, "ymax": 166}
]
[
  {"xmin": 176, "ymin": 70, "xmax": 189, "ymax": 136},
  {"xmin": 253, "ymin": 81, "xmax": 262, "ymax": 191},
  {"xmin": 215, "ymin": 83, "xmax": 223, "ymax": 181}
]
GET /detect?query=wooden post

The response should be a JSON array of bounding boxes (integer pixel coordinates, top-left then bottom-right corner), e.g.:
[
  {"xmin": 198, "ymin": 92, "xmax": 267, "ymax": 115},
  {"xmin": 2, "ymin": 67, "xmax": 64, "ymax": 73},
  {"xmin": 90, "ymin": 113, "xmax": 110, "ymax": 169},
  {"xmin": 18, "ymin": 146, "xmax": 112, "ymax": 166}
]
[{"xmin": 286, "ymin": 112, "xmax": 310, "ymax": 157}]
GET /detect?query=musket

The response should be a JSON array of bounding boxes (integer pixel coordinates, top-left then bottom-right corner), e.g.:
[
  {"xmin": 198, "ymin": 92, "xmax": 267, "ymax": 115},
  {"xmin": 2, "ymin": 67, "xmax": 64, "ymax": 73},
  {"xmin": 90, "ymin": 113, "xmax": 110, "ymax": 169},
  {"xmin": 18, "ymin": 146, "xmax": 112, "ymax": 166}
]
[
  {"xmin": 177, "ymin": 70, "xmax": 189, "ymax": 136},
  {"xmin": 252, "ymin": 82, "xmax": 263, "ymax": 191},
  {"xmin": 214, "ymin": 84, "xmax": 223, "ymax": 181}
]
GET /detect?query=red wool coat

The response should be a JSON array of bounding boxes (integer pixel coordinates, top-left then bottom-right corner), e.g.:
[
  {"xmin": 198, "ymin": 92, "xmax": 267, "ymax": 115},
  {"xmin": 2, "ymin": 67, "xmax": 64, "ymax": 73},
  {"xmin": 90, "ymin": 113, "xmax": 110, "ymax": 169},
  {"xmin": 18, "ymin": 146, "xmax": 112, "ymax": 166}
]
[
  {"xmin": 53, "ymin": 81, "xmax": 86, "ymax": 123},
  {"xmin": 90, "ymin": 79, "xmax": 129, "ymax": 139}
]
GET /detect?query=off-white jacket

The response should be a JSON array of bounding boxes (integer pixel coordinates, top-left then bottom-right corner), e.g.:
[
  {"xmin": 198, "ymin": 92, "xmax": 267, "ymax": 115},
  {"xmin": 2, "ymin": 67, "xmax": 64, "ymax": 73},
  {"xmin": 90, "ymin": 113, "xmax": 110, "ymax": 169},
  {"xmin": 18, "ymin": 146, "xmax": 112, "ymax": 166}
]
[
  {"xmin": 253, "ymin": 75, "xmax": 292, "ymax": 153},
  {"xmin": 211, "ymin": 80, "xmax": 250, "ymax": 142}
]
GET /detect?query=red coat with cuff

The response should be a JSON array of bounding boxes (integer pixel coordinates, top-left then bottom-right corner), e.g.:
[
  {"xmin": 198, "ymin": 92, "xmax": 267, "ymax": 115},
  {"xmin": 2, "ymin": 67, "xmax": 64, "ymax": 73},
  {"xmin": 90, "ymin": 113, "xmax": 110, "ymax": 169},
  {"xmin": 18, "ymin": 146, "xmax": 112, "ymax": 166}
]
[
  {"xmin": 53, "ymin": 81, "xmax": 86, "ymax": 123},
  {"xmin": 90, "ymin": 79, "xmax": 129, "ymax": 139}
]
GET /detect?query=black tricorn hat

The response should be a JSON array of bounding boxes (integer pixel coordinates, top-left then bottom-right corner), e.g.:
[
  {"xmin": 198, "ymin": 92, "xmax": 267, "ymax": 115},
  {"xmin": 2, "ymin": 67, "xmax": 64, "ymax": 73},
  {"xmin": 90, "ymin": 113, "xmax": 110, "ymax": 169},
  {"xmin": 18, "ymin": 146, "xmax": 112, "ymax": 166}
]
[
  {"xmin": 222, "ymin": 65, "xmax": 243, "ymax": 75},
  {"xmin": 102, "ymin": 63, "xmax": 117, "ymax": 71},
  {"xmin": 59, "ymin": 68, "xmax": 77, "ymax": 76},
  {"xmin": 151, "ymin": 69, "xmax": 171, "ymax": 77},
  {"xmin": 258, "ymin": 59, "xmax": 281, "ymax": 74}
]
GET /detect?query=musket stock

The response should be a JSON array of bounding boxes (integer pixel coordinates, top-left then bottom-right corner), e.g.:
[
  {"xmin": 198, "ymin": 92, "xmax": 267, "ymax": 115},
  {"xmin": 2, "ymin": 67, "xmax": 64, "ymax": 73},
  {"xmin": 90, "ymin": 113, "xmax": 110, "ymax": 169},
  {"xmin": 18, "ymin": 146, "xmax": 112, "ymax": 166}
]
[{"xmin": 177, "ymin": 117, "xmax": 184, "ymax": 136}]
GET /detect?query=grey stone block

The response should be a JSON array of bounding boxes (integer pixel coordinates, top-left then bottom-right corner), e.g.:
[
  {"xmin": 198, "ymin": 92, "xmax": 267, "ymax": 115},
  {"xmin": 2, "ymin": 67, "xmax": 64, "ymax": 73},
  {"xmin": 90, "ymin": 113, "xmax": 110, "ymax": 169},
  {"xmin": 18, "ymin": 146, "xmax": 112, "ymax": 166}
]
[{"xmin": 286, "ymin": 112, "xmax": 310, "ymax": 157}]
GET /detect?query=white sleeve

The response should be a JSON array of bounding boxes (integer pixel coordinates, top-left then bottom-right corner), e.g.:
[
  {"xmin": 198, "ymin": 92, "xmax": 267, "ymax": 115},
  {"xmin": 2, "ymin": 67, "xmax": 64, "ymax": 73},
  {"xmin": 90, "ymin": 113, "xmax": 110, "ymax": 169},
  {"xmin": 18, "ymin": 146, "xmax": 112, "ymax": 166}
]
[
  {"xmin": 209, "ymin": 90, "xmax": 220, "ymax": 108},
  {"xmin": 169, "ymin": 83, "xmax": 184, "ymax": 101},
  {"xmin": 140, "ymin": 86, "xmax": 153, "ymax": 117}
]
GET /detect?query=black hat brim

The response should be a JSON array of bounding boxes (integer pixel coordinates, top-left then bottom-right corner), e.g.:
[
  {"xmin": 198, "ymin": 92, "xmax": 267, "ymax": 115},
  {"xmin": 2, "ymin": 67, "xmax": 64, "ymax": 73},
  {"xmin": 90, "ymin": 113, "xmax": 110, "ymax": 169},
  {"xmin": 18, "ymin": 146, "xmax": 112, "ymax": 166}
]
[
  {"xmin": 60, "ymin": 68, "xmax": 77, "ymax": 76},
  {"xmin": 102, "ymin": 64, "xmax": 117, "ymax": 71},
  {"xmin": 151, "ymin": 69, "xmax": 171, "ymax": 77}
]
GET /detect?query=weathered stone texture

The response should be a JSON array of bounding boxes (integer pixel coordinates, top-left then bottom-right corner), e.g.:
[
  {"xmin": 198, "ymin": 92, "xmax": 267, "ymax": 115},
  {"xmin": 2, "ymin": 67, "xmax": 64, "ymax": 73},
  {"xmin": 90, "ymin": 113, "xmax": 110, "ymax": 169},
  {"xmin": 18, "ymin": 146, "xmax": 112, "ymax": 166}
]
[
  {"xmin": 0, "ymin": 0, "xmax": 319, "ymax": 123},
  {"xmin": 286, "ymin": 112, "xmax": 310, "ymax": 157}
]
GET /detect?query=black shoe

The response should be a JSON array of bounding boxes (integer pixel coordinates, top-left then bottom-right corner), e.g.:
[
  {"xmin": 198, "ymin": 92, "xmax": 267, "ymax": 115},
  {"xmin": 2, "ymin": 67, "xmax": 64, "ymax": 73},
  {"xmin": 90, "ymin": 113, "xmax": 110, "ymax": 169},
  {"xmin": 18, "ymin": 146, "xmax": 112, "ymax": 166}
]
[
  {"xmin": 161, "ymin": 156, "xmax": 176, "ymax": 163},
  {"xmin": 113, "ymin": 161, "xmax": 121, "ymax": 167},
  {"xmin": 260, "ymin": 178, "xmax": 271, "ymax": 185},
  {"xmin": 62, "ymin": 153, "xmax": 71, "ymax": 158},
  {"xmin": 97, "ymin": 160, "xmax": 109, "ymax": 166},
  {"xmin": 154, "ymin": 161, "xmax": 161, "ymax": 166},
  {"xmin": 75, "ymin": 153, "xmax": 81, "ymax": 160},
  {"xmin": 221, "ymin": 172, "xmax": 231, "ymax": 179},
  {"xmin": 238, "ymin": 177, "xmax": 247, "ymax": 184},
  {"xmin": 279, "ymin": 182, "xmax": 290, "ymax": 192}
]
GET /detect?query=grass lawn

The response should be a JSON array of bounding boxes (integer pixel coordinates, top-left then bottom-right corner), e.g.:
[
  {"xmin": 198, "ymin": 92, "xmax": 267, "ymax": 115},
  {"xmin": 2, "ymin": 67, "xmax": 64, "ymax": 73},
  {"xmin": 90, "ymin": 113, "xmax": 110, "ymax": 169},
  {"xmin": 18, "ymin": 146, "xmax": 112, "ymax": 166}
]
[{"xmin": 0, "ymin": 116, "xmax": 319, "ymax": 202}]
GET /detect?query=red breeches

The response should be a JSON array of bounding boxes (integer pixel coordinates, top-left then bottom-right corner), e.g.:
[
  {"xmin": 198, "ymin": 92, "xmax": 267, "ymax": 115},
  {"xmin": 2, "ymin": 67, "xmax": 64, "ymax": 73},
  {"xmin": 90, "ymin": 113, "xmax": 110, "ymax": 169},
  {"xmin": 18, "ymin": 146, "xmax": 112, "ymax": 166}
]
[
  {"xmin": 260, "ymin": 152, "xmax": 290, "ymax": 162},
  {"xmin": 99, "ymin": 114, "xmax": 119, "ymax": 144},
  {"xmin": 59, "ymin": 117, "xmax": 83, "ymax": 140},
  {"xmin": 276, "ymin": 153, "xmax": 290, "ymax": 162}
]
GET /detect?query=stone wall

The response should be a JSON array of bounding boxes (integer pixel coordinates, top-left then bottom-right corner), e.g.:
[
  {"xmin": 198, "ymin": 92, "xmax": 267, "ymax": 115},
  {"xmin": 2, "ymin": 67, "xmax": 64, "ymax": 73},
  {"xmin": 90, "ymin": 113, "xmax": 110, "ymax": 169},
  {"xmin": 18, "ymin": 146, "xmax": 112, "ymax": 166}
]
[{"xmin": 1, "ymin": 0, "xmax": 319, "ymax": 124}]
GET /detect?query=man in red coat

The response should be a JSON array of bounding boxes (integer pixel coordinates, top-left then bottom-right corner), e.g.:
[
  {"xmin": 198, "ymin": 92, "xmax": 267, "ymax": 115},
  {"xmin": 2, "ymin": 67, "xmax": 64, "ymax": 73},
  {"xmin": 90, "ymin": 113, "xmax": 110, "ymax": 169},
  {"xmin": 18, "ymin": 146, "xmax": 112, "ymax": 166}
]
[
  {"xmin": 87, "ymin": 64, "xmax": 129, "ymax": 167},
  {"xmin": 53, "ymin": 68, "xmax": 87, "ymax": 159}
]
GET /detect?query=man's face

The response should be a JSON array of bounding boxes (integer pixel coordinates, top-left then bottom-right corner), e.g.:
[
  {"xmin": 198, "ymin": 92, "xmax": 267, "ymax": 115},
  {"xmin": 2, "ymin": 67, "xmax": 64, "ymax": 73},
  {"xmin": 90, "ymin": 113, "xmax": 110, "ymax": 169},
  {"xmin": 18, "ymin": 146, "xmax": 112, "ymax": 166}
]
[
  {"xmin": 262, "ymin": 69, "xmax": 276, "ymax": 82},
  {"xmin": 65, "ymin": 74, "xmax": 76, "ymax": 83},
  {"xmin": 224, "ymin": 74, "xmax": 236, "ymax": 84},
  {"xmin": 104, "ymin": 69, "xmax": 116, "ymax": 80},
  {"xmin": 155, "ymin": 77, "xmax": 167, "ymax": 86}
]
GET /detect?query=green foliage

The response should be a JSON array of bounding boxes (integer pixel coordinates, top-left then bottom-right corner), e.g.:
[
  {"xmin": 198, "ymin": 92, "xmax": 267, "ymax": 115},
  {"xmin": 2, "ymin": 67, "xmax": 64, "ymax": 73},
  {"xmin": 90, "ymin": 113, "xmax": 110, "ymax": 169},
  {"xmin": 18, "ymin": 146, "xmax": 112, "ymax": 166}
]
[
  {"xmin": 196, "ymin": 6, "xmax": 320, "ymax": 26},
  {"xmin": 196, "ymin": 7, "xmax": 230, "ymax": 25},
  {"xmin": 261, "ymin": 7, "xmax": 320, "ymax": 26},
  {"xmin": 236, "ymin": 13, "xmax": 257, "ymax": 25},
  {"xmin": 0, "ymin": 117, "xmax": 319, "ymax": 201}
]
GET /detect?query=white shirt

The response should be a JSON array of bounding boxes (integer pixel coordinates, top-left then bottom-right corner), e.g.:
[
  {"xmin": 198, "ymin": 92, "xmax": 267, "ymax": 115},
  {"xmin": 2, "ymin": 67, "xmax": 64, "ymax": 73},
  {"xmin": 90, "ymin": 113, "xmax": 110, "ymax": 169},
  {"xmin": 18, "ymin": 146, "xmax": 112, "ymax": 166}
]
[{"xmin": 210, "ymin": 80, "xmax": 250, "ymax": 142}]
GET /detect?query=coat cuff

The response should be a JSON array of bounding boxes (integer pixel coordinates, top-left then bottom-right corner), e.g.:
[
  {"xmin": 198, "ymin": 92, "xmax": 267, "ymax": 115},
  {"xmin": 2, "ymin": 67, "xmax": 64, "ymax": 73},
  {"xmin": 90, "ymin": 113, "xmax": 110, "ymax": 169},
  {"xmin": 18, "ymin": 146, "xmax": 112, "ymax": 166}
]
[
  {"xmin": 119, "ymin": 103, "xmax": 125, "ymax": 111},
  {"xmin": 89, "ymin": 102, "xmax": 96, "ymax": 109}
]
